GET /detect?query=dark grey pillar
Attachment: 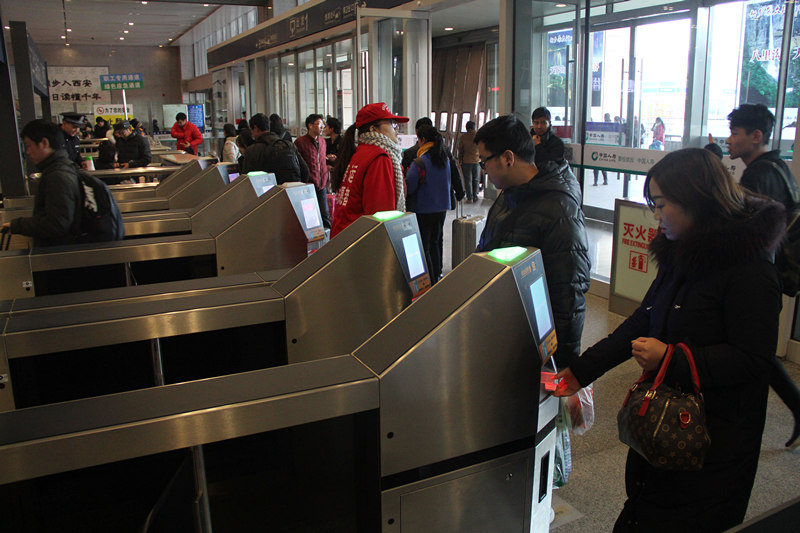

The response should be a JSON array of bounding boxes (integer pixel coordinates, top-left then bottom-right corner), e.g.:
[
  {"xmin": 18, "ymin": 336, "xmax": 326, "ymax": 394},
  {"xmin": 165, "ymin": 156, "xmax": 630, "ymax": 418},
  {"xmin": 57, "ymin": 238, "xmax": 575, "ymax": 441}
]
[{"xmin": 1, "ymin": 15, "xmax": 26, "ymax": 197}]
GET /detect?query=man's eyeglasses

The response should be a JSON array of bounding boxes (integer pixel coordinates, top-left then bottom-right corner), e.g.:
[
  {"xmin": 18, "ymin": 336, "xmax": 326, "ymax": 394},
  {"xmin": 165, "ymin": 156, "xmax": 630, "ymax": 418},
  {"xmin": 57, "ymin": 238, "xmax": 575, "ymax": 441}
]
[{"xmin": 479, "ymin": 152, "xmax": 501, "ymax": 170}]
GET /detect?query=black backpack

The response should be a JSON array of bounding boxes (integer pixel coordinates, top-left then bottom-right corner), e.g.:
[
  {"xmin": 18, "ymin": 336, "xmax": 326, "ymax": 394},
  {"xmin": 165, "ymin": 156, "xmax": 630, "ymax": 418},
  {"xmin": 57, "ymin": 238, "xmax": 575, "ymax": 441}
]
[
  {"xmin": 258, "ymin": 137, "xmax": 302, "ymax": 184},
  {"xmin": 762, "ymin": 160, "xmax": 800, "ymax": 296},
  {"xmin": 76, "ymin": 170, "xmax": 125, "ymax": 242}
]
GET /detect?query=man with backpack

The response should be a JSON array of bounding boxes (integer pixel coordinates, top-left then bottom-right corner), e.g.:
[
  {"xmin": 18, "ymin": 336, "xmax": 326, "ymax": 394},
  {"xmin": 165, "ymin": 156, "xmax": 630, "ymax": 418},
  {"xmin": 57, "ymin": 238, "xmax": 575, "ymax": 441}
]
[
  {"xmin": 727, "ymin": 103, "xmax": 800, "ymax": 447},
  {"xmin": 241, "ymin": 113, "xmax": 308, "ymax": 184},
  {"xmin": 3, "ymin": 120, "xmax": 125, "ymax": 248},
  {"xmin": 3, "ymin": 120, "xmax": 83, "ymax": 247}
]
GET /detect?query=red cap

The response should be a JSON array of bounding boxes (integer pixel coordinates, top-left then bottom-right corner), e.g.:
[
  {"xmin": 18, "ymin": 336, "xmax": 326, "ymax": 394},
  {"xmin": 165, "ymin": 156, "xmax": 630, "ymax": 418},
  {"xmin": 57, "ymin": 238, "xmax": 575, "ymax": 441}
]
[{"xmin": 355, "ymin": 102, "xmax": 410, "ymax": 128}]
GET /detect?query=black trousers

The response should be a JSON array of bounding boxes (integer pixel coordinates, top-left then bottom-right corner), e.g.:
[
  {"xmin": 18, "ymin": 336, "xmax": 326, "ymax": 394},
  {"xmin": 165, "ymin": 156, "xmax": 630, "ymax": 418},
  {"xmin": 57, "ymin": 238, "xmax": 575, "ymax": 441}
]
[{"xmin": 416, "ymin": 211, "xmax": 446, "ymax": 284}]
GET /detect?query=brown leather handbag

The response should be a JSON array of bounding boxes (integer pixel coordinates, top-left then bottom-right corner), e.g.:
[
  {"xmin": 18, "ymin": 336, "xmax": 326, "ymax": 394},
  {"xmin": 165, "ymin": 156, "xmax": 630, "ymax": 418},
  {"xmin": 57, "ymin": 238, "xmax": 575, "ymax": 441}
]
[{"xmin": 617, "ymin": 343, "xmax": 711, "ymax": 471}]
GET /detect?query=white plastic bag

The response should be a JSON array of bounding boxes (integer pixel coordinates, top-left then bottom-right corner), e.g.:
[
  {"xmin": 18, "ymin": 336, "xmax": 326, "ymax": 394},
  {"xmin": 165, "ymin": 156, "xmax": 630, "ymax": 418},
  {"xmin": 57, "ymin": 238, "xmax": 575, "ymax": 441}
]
[{"xmin": 566, "ymin": 385, "xmax": 595, "ymax": 436}]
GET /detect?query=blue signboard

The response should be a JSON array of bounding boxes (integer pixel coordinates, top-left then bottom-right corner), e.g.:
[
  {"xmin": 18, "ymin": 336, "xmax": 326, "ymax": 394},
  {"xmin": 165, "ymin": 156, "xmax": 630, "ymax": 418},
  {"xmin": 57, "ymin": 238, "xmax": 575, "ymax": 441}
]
[{"xmin": 187, "ymin": 104, "xmax": 205, "ymax": 130}]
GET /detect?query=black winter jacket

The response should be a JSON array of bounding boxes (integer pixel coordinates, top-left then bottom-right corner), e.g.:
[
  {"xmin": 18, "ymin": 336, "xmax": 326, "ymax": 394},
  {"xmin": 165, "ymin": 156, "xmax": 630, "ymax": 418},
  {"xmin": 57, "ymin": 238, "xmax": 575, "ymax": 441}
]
[
  {"xmin": 476, "ymin": 160, "xmax": 591, "ymax": 368},
  {"xmin": 740, "ymin": 150, "xmax": 799, "ymax": 213},
  {"xmin": 115, "ymin": 133, "xmax": 152, "ymax": 168},
  {"xmin": 11, "ymin": 150, "xmax": 82, "ymax": 247},
  {"xmin": 570, "ymin": 196, "xmax": 785, "ymax": 532},
  {"xmin": 241, "ymin": 132, "xmax": 309, "ymax": 183}
]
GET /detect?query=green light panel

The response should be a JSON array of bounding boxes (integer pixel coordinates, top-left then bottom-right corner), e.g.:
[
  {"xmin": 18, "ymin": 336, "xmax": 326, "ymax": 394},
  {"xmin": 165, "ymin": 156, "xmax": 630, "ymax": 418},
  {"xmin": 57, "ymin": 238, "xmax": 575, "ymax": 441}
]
[
  {"xmin": 372, "ymin": 210, "xmax": 405, "ymax": 221},
  {"xmin": 247, "ymin": 171, "xmax": 268, "ymax": 177},
  {"xmin": 488, "ymin": 246, "xmax": 528, "ymax": 263}
]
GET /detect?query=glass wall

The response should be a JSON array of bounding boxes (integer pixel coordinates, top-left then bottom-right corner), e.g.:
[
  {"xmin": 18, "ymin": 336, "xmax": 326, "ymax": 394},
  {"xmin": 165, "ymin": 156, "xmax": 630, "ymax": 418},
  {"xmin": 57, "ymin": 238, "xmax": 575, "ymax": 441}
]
[{"xmin": 280, "ymin": 54, "xmax": 298, "ymax": 135}]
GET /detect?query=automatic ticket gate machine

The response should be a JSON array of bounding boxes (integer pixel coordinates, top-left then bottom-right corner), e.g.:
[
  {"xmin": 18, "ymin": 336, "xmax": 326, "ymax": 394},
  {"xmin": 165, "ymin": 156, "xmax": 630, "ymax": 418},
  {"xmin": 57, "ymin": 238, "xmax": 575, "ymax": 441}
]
[
  {"xmin": 123, "ymin": 170, "xmax": 277, "ymax": 238},
  {"xmin": 113, "ymin": 159, "xmax": 231, "ymax": 213},
  {"xmin": 272, "ymin": 211, "xmax": 431, "ymax": 364},
  {"xmin": 0, "ymin": 182, "xmax": 323, "ymax": 300},
  {"xmin": 349, "ymin": 246, "xmax": 559, "ymax": 532},
  {"xmin": 0, "ymin": 212, "xmax": 433, "ymax": 531}
]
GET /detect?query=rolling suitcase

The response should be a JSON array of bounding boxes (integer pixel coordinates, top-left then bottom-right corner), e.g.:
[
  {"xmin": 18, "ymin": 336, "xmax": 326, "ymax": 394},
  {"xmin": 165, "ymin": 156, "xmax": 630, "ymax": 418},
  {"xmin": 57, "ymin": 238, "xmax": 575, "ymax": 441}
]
[{"xmin": 451, "ymin": 201, "xmax": 485, "ymax": 269}]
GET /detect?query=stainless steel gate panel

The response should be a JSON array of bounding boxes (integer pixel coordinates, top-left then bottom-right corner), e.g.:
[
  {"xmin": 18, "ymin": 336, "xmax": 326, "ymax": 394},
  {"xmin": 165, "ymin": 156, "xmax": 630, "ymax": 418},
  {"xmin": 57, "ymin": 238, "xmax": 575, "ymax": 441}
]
[
  {"xmin": 0, "ymin": 207, "xmax": 33, "ymax": 224},
  {"xmin": 213, "ymin": 185, "xmax": 309, "ymax": 276},
  {"xmin": 8, "ymin": 272, "xmax": 267, "ymax": 316},
  {"xmin": 0, "ymin": 355, "xmax": 378, "ymax": 484},
  {"xmin": 109, "ymin": 182, "xmax": 159, "ymax": 201},
  {"xmin": 189, "ymin": 171, "xmax": 277, "ymax": 233},
  {"xmin": 3, "ymin": 197, "xmax": 33, "ymax": 208},
  {"xmin": 166, "ymin": 164, "xmax": 231, "ymax": 210},
  {"xmin": 4, "ymin": 285, "xmax": 283, "ymax": 358},
  {"xmin": 122, "ymin": 210, "xmax": 192, "ymax": 236},
  {"xmin": 381, "ymin": 449, "xmax": 533, "ymax": 533},
  {"xmin": 0, "ymin": 251, "xmax": 34, "ymax": 299},
  {"xmin": 0, "ymin": 336, "xmax": 14, "ymax": 413},
  {"xmin": 28, "ymin": 233, "xmax": 215, "ymax": 271},
  {"xmin": 272, "ymin": 216, "xmax": 412, "ymax": 364},
  {"xmin": 354, "ymin": 254, "xmax": 539, "ymax": 476},
  {"xmin": 116, "ymin": 196, "xmax": 170, "ymax": 213},
  {"xmin": 90, "ymin": 166, "xmax": 181, "ymax": 184}
]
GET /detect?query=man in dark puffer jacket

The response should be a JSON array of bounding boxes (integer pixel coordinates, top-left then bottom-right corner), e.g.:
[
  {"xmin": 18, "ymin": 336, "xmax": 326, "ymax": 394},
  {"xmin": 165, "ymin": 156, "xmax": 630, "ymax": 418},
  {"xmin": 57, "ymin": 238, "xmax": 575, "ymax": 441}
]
[
  {"xmin": 475, "ymin": 114, "xmax": 591, "ymax": 369},
  {"xmin": 2, "ymin": 120, "xmax": 82, "ymax": 247},
  {"xmin": 114, "ymin": 121, "xmax": 151, "ymax": 169}
]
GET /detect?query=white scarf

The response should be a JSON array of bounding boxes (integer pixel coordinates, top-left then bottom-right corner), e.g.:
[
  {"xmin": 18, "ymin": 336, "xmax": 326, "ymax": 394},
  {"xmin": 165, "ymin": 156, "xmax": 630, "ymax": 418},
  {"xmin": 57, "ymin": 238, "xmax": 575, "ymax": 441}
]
[{"xmin": 358, "ymin": 131, "xmax": 405, "ymax": 212}]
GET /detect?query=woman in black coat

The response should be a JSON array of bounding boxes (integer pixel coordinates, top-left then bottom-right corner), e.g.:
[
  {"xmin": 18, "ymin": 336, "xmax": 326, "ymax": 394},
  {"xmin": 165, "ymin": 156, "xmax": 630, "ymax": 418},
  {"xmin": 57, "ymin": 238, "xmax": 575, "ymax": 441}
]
[{"xmin": 555, "ymin": 148, "xmax": 786, "ymax": 532}]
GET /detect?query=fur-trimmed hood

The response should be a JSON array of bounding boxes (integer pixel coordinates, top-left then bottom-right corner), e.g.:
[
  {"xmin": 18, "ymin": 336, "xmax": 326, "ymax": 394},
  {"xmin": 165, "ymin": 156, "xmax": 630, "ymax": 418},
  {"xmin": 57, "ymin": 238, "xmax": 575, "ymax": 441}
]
[{"xmin": 649, "ymin": 195, "xmax": 786, "ymax": 273}]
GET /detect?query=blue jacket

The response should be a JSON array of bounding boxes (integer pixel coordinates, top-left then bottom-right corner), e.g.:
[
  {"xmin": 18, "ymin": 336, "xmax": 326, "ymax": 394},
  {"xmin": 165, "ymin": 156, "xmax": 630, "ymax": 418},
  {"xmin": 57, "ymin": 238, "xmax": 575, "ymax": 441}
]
[{"xmin": 406, "ymin": 152, "xmax": 451, "ymax": 214}]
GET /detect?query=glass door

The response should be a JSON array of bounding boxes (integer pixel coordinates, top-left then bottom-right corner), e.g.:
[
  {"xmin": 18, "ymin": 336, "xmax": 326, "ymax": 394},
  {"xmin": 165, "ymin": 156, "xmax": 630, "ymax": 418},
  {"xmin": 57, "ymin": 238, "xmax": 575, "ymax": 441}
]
[{"xmin": 583, "ymin": 15, "xmax": 691, "ymax": 219}]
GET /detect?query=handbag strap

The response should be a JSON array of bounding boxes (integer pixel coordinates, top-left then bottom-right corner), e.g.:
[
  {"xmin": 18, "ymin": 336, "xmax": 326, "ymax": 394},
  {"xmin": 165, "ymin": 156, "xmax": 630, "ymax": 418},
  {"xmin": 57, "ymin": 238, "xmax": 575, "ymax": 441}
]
[{"xmin": 675, "ymin": 342, "xmax": 703, "ymax": 397}]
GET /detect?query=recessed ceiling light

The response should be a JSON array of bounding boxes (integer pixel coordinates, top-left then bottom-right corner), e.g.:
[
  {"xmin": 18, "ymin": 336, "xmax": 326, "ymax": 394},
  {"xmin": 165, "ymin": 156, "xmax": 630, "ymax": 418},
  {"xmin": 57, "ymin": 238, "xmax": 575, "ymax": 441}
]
[
  {"xmin": 168, "ymin": 38, "xmax": 173, "ymax": 41},
  {"xmin": 141, "ymin": 1, "xmax": 147, "ymax": 3},
  {"xmin": 66, "ymin": 43, "xmax": 70, "ymax": 46},
  {"xmin": 555, "ymin": 3, "xmax": 567, "ymax": 6},
  {"xmin": 3, "ymin": 26, "xmax": 9, "ymax": 30},
  {"xmin": 124, "ymin": 30, "xmax": 129, "ymax": 34},
  {"xmin": 66, "ymin": 28, "xmax": 72, "ymax": 32},
  {"xmin": 119, "ymin": 37, "xmax": 125, "ymax": 40},
  {"xmin": 128, "ymin": 22, "xmax": 134, "ymax": 26},
  {"xmin": 203, "ymin": 3, "xmax": 209, "ymax": 6},
  {"xmin": 60, "ymin": 35, "xmax": 66, "ymax": 39},
  {"xmin": 158, "ymin": 44, "xmax": 163, "ymax": 47},
  {"xmin": 444, "ymin": 27, "xmax": 454, "ymax": 31}
]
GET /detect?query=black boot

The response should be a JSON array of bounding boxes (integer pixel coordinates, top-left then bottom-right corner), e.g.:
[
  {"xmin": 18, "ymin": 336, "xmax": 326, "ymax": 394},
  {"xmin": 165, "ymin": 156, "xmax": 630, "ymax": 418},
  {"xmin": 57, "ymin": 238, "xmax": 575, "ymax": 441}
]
[{"xmin": 769, "ymin": 357, "xmax": 800, "ymax": 447}]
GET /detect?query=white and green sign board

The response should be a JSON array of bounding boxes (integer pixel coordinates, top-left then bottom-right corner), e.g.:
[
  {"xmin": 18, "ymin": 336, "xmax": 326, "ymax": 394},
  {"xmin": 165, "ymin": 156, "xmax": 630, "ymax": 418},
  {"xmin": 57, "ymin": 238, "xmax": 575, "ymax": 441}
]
[{"xmin": 100, "ymin": 73, "xmax": 144, "ymax": 90}]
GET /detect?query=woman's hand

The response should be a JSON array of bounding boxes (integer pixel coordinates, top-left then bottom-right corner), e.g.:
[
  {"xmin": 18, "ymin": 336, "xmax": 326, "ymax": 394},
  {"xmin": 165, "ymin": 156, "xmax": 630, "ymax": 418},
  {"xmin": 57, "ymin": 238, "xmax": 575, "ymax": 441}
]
[
  {"xmin": 631, "ymin": 337, "xmax": 668, "ymax": 371},
  {"xmin": 553, "ymin": 368, "xmax": 581, "ymax": 397}
]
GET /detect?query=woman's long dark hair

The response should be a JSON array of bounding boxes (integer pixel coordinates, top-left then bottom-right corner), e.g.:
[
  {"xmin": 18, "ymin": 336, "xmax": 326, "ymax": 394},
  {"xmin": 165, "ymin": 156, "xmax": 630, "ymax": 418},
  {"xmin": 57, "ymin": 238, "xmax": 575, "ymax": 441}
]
[
  {"xmin": 643, "ymin": 148, "xmax": 748, "ymax": 228},
  {"xmin": 331, "ymin": 121, "xmax": 380, "ymax": 192},
  {"xmin": 223, "ymin": 123, "xmax": 237, "ymax": 138},
  {"xmin": 416, "ymin": 125, "xmax": 447, "ymax": 168}
]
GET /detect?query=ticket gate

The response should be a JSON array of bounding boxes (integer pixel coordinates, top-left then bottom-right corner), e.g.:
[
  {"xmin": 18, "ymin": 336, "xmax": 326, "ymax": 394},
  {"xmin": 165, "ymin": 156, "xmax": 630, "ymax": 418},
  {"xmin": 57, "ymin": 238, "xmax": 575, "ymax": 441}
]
[
  {"xmin": 0, "ymin": 158, "xmax": 210, "ymax": 214},
  {"xmin": 0, "ymin": 228, "xmax": 557, "ymax": 533},
  {"xmin": 113, "ymin": 160, "xmax": 230, "ymax": 213},
  {"xmin": 122, "ymin": 170, "xmax": 275, "ymax": 238},
  {"xmin": 0, "ymin": 182, "xmax": 324, "ymax": 300}
]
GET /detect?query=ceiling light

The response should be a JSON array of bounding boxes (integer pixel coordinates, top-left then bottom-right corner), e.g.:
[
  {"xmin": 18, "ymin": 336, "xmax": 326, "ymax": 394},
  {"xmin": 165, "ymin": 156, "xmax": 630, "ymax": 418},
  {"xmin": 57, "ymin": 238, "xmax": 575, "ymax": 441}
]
[
  {"xmin": 124, "ymin": 30, "xmax": 129, "ymax": 34},
  {"xmin": 66, "ymin": 43, "xmax": 70, "ymax": 46},
  {"xmin": 66, "ymin": 28, "xmax": 72, "ymax": 32},
  {"xmin": 141, "ymin": 1, "xmax": 147, "ymax": 3},
  {"xmin": 61, "ymin": 35, "xmax": 66, "ymax": 39},
  {"xmin": 3, "ymin": 26, "xmax": 9, "ymax": 30},
  {"xmin": 555, "ymin": 3, "xmax": 567, "ymax": 6},
  {"xmin": 168, "ymin": 38, "xmax": 173, "ymax": 41},
  {"xmin": 204, "ymin": 3, "xmax": 209, "ymax": 6},
  {"xmin": 119, "ymin": 37, "xmax": 125, "ymax": 40},
  {"xmin": 158, "ymin": 44, "xmax": 163, "ymax": 47},
  {"xmin": 128, "ymin": 22, "xmax": 134, "ymax": 26},
  {"xmin": 444, "ymin": 27, "xmax": 454, "ymax": 31}
]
